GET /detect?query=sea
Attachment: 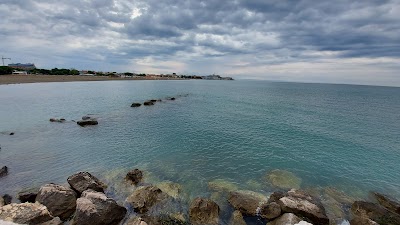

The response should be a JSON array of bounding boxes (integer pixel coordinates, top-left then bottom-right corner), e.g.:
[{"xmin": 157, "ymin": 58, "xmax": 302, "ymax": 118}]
[{"xmin": 1, "ymin": 80, "xmax": 399, "ymax": 223}]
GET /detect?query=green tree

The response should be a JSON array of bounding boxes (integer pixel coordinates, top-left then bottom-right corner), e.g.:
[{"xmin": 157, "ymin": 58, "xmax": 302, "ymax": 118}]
[{"xmin": 0, "ymin": 66, "xmax": 13, "ymax": 75}]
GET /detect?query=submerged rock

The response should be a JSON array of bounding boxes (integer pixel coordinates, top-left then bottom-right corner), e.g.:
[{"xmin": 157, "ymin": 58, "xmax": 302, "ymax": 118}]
[
  {"xmin": 266, "ymin": 213, "xmax": 302, "ymax": 225},
  {"xmin": 0, "ymin": 166, "xmax": 8, "ymax": 177},
  {"xmin": 228, "ymin": 190, "xmax": 268, "ymax": 216},
  {"xmin": 229, "ymin": 210, "xmax": 246, "ymax": 225},
  {"xmin": 18, "ymin": 189, "xmax": 39, "ymax": 203},
  {"xmin": 208, "ymin": 179, "xmax": 239, "ymax": 193},
  {"xmin": 126, "ymin": 185, "xmax": 169, "ymax": 214},
  {"xmin": 35, "ymin": 183, "xmax": 77, "ymax": 220},
  {"xmin": 189, "ymin": 197, "xmax": 220, "ymax": 225},
  {"xmin": 372, "ymin": 192, "xmax": 400, "ymax": 215},
  {"xmin": 72, "ymin": 189, "xmax": 126, "ymax": 225},
  {"xmin": 143, "ymin": 101, "xmax": 154, "ymax": 106},
  {"xmin": 351, "ymin": 201, "xmax": 400, "ymax": 225},
  {"xmin": 131, "ymin": 103, "xmax": 142, "ymax": 107},
  {"xmin": 67, "ymin": 171, "xmax": 106, "ymax": 194},
  {"xmin": 126, "ymin": 169, "xmax": 143, "ymax": 185},
  {"xmin": 77, "ymin": 119, "xmax": 98, "ymax": 127},
  {"xmin": 266, "ymin": 169, "xmax": 302, "ymax": 190},
  {"xmin": 0, "ymin": 202, "xmax": 54, "ymax": 225},
  {"xmin": 156, "ymin": 181, "xmax": 182, "ymax": 199}
]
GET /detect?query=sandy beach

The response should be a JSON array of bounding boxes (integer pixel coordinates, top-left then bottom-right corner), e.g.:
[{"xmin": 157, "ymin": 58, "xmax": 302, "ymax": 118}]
[{"xmin": 0, "ymin": 75, "xmax": 184, "ymax": 85}]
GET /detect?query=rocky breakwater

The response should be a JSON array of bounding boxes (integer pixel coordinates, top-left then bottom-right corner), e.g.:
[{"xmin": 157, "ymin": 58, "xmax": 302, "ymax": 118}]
[{"xmin": 0, "ymin": 171, "xmax": 126, "ymax": 225}]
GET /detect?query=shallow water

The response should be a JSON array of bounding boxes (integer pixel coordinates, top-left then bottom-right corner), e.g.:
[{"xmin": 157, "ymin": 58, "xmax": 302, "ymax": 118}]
[{"xmin": 1, "ymin": 80, "xmax": 400, "ymax": 222}]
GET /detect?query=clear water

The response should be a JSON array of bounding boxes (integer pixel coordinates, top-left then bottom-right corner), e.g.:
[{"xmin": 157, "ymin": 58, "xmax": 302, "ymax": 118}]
[{"xmin": 1, "ymin": 80, "xmax": 400, "ymax": 221}]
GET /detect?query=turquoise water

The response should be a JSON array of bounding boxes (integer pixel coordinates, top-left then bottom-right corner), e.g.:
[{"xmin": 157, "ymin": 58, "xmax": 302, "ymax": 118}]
[{"xmin": 1, "ymin": 80, "xmax": 400, "ymax": 217}]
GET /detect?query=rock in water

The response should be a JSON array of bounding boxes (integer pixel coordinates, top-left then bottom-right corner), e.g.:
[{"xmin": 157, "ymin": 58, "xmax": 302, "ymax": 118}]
[
  {"xmin": 131, "ymin": 103, "xmax": 142, "ymax": 107},
  {"xmin": 143, "ymin": 101, "xmax": 154, "ymax": 106},
  {"xmin": 126, "ymin": 217, "xmax": 149, "ymax": 225},
  {"xmin": 67, "ymin": 172, "xmax": 106, "ymax": 194},
  {"xmin": 81, "ymin": 116, "xmax": 91, "ymax": 120},
  {"xmin": 18, "ymin": 190, "xmax": 38, "ymax": 203},
  {"xmin": 228, "ymin": 190, "xmax": 269, "ymax": 216},
  {"xmin": 126, "ymin": 185, "xmax": 169, "ymax": 214},
  {"xmin": 350, "ymin": 217, "xmax": 379, "ymax": 225},
  {"xmin": 72, "ymin": 190, "xmax": 126, "ymax": 225},
  {"xmin": 372, "ymin": 192, "xmax": 400, "ymax": 215},
  {"xmin": 266, "ymin": 169, "xmax": 302, "ymax": 190},
  {"xmin": 351, "ymin": 201, "xmax": 400, "ymax": 225},
  {"xmin": 189, "ymin": 197, "xmax": 220, "ymax": 225},
  {"xmin": 77, "ymin": 119, "xmax": 98, "ymax": 127},
  {"xmin": 126, "ymin": 169, "xmax": 143, "ymax": 185},
  {"xmin": 229, "ymin": 210, "xmax": 246, "ymax": 225},
  {"xmin": 0, "ymin": 166, "xmax": 8, "ymax": 177},
  {"xmin": 2, "ymin": 194, "xmax": 12, "ymax": 205},
  {"xmin": 156, "ymin": 181, "xmax": 182, "ymax": 199},
  {"xmin": 267, "ymin": 213, "xmax": 302, "ymax": 225},
  {"xmin": 260, "ymin": 202, "xmax": 282, "ymax": 219},
  {"xmin": 0, "ymin": 202, "xmax": 54, "ymax": 224},
  {"xmin": 208, "ymin": 179, "xmax": 239, "ymax": 193},
  {"xmin": 35, "ymin": 184, "xmax": 77, "ymax": 220}
]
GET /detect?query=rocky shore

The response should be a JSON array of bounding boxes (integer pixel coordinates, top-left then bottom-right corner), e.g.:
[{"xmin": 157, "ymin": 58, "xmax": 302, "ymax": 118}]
[{"xmin": 1, "ymin": 168, "xmax": 399, "ymax": 225}]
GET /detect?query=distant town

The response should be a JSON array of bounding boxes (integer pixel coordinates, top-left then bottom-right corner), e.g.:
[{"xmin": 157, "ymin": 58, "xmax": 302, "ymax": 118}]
[{"xmin": 0, "ymin": 62, "xmax": 234, "ymax": 80}]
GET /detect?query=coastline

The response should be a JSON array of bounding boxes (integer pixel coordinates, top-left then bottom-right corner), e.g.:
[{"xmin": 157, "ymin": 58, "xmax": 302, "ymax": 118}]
[{"xmin": 0, "ymin": 75, "xmax": 186, "ymax": 85}]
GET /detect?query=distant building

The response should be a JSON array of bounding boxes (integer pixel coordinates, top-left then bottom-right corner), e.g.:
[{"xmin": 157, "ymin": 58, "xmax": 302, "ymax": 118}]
[{"xmin": 8, "ymin": 63, "xmax": 36, "ymax": 70}]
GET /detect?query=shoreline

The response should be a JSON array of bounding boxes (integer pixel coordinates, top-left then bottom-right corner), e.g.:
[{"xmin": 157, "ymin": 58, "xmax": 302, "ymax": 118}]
[{"xmin": 0, "ymin": 75, "xmax": 187, "ymax": 85}]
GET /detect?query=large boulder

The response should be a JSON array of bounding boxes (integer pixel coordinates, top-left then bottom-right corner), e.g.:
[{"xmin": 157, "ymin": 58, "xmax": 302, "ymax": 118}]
[
  {"xmin": 351, "ymin": 201, "xmax": 400, "ymax": 225},
  {"xmin": 0, "ymin": 166, "xmax": 8, "ymax": 177},
  {"xmin": 67, "ymin": 172, "xmax": 106, "ymax": 194},
  {"xmin": 0, "ymin": 202, "xmax": 54, "ymax": 225},
  {"xmin": 228, "ymin": 190, "xmax": 268, "ymax": 216},
  {"xmin": 35, "ymin": 184, "xmax": 77, "ymax": 220},
  {"xmin": 277, "ymin": 189, "xmax": 329, "ymax": 224},
  {"xmin": 266, "ymin": 169, "xmax": 302, "ymax": 190},
  {"xmin": 18, "ymin": 189, "xmax": 38, "ymax": 203},
  {"xmin": 126, "ymin": 185, "xmax": 169, "ymax": 214},
  {"xmin": 373, "ymin": 192, "xmax": 400, "ymax": 214},
  {"xmin": 229, "ymin": 210, "xmax": 246, "ymax": 225},
  {"xmin": 266, "ymin": 213, "xmax": 301, "ymax": 225},
  {"xmin": 208, "ymin": 179, "xmax": 239, "ymax": 193},
  {"xmin": 126, "ymin": 169, "xmax": 143, "ymax": 185},
  {"xmin": 189, "ymin": 197, "xmax": 220, "ymax": 225},
  {"xmin": 259, "ymin": 202, "xmax": 282, "ymax": 219},
  {"xmin": 77, "ymin": 119, "xmax": 98, "ymax": 127},
  {"xmin": 72, "ymin": 189, "xmax": 126, "ymax": 225}
]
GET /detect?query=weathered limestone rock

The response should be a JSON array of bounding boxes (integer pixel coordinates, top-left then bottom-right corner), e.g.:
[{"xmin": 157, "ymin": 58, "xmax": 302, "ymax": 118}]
[
  {"xmin": 189, "ymin": 197, "xmax": 220, "ymax": 225},
  {"xmin": 0, "ymin": 166, "xmax": 8, "ymax": 177},
  {"xmin": 77, "ymin": 119, "xmax": 98, "ymax": 126},
  {"xmin": 351, "ymin": 201, "xmax": 400, "ymax": 225},
  {"xmin": 208, "ymin": 179, "xmax": 239, "ymax": 192},
  {"xmin": 259, "ymin": 202, "xmax": 282, "ymax": 219},
  {"xmin": 373, "ymin": 192, "xmax": 400, "ymax": 214},
  {"xmin": 126, "ymin": 169, "xmax": 143, "ymax": 185},
  {"xmin": 35, "ymin": 183, "xmax": 77, "ymax": 220},
  {"xmin": 126, "ymin": 185, "xmax": 169, "ymax": 214},
  {"xmin": 67, "ymin": 171, "xmax": 106, "ymax": 194},
  {"xmin": 0, "ymin": 202, "xmax": 54, "ymax": 225},
  {"xmin": 72, "ymin": 189, "xmax": 126, "ymax": 225},
  {"xmin": 229, "ymin": 210, "xmax": 246, "ymax": 225},
  {"xmin": 266, "ymin": 213, "xmax": 302, "ymax": 225},
  {"xmin": 131, "ymin": 103, "xmax": 142, "ymax": 107},
  {"xmin": 266, "ymin": 169, "xmax": 302, "ymax": 190},
  {"xmin": 228, "ymin": 190, "xmax": 268, "ymax": 216},
  {"xmin": 278, "ymin": 190, "xmax": 329, "ymax": 225},
  {"xmin": 156, "ymin": 181, "xmax": 182, "ymax": 199},
  {"xmin": 18, "ymin": 190, "xmax": 38, "ymax": 203}
]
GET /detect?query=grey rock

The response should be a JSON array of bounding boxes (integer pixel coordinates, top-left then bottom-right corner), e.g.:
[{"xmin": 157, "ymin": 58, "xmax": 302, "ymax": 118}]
[
  {"xmin": 67, "ymin": 171, "xmax": 106, "ymax": 194},
  {"xmin": 266, "ymin": 213, "xmax": 302, "ymax": 225},
  {"xmin": 35, "ymin": 183, "xmax": 77, "ymax": 220},
  {"xmin": 0, "ymin": 202, "xmax": 54, "ymax": 225},
  {"xmin": 228, "ymin": 190, "xmax": 268, "ymax": 216},
  {"xmin": 260, "ymin": 202, "xmax": 282, "ymax": 219},
  {"xmin": 77, "ymin": 119, "xmax": 98, "ymax": 126},
  {"xmin": 189, "ymin": 197, "xmax": 220, "ymax": 225}
]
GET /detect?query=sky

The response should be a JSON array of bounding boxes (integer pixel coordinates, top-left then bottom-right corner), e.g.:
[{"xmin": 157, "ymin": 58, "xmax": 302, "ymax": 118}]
[{"xmin": 1, "ymin": 0, "xmax": 400, "ymax": 86}]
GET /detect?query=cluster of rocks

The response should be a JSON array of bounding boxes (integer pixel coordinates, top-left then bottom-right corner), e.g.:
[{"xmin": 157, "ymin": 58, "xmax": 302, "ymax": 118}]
[
  {"xmin": 131, "ymin": 94, "xmax": 189, "ymax": 108},
  {"xmin": 48, "ymin": 115, "xmax": 99, "ymax": 127},
  {"xmin": 49, "ymin": 118, "xmax": 66, "ymax": 123}
]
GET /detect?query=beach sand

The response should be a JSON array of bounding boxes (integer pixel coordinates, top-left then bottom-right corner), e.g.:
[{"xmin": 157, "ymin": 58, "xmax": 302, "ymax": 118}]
[{"xmin": 0, "ymin": 75, "xmax": 184, "ymax": 85}]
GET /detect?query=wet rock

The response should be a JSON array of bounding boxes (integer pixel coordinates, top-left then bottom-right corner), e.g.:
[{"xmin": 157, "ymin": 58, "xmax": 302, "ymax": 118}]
[
  {"xmin": 82, "ymin": 116, "xmax": 91, "ymax": 120},
  {"xmin": 167, "ymin": 97, "xmax": 176, "ymax": 101},
  {"xmin": 229, "ymin": 210, "xmax": 246, "ymax": 225},
  {"xmin": 39, "ymin": 217, "xmax": 63, "ymax": 225},
  {"xmin": 266, "ymin": 169, "xmax": 302, "ymax": 190},
  {"xmin": 0, "ymin": 166, "xmax": 8, "ymax": 177},
  {"xmin": 72, "ymin": 189, "xmax": 126, "ymax": 225},
  {"xmin": 77, "ymin": 119, "xmax": 98, "ymax": 126},
  {"xmin": 131, "ymin": 103, "xmax": 142, "ymax": 107},
  {"xmin": 321, "ymin": 192, "xmax": 346, "ymax": 225},
  {"xmin": 324, "ymin": 187, "xmax": 355, "ymax": 205},
  {"xmin": 0, "ymin": 202, "xmax": 54, "ymax": 225},
  {"xmin": 49, "ymin": 118, "xmax": 65, "ymax": 123},
  {"xmin": 228, "ymin": 190, "xmax": 268, "ymax": 216},
  {"xmin": 189, "ymin": 197, "xmax": 220, "ymax": 225},
  {"xmin": 372, "ymin": 192, "xmax": 400, "ymax": 214},
  {"xmin": 278, "ymin": 190, "xmax": 329, "ymax": 224},
  {"xmin": 150, "ymin": 99, "xmax": 157, "ymax": 102},
  {"xmin": 268, "ymin": 191, "xmax": 286, "ymax": 204},
  {"xmin": 208, "ymin": 179, "xmax": 239, "ymax": 193},
  {"xmin": 36, "ymin": 183, "xmax": 77, "ymax": 220},
  {"xmin": 143, "ymin": 101, "xmax": 154, "ymax": 106},
  {"xmin": 3, "ymin": 194, "xmax": 12, "ymax": 205},
  {"xmin": 266, "ymin": 213, "xmax": 302, "ymax": 225},
  {"xmin": 9, "ymin": 132, "xmax": 14, "ymax": 136},
  {"xmin": 126, "ymin": 169, "xmax": 143, "ymax": 185},
  {"xmin": 67, "ymin": 171, "xmax": 106, "ymax": 194},
  {"xmin": 156, "ymin": 181, "xmax": 182, "ymax": 199},
  {"xmin": 126, "ymin": 185, "xmax": 169, "ymax": 214},
  {"xmin": 350, "ymin": 217, "xmax": 379, "ymax": 225},
  {"xmin": 141, "ymin": 213, "xmax": 188, "ymax": 225},
  {"xmin": 351, "ymin": 201, "xmax": 400, "ymax": 225},
  {"xmin": 259, "ymin": 202, "xmax": 282, "ymax": 219},
  {"xmin": 18, "ymin": 189, "xmax": 38, "ymax": 203}
]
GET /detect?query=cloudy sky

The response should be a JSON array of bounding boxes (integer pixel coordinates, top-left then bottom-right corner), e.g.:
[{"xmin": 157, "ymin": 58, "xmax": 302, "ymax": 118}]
[{"xmin": 1, "ymin": 0, "xmax": 400, "ymax": 86}]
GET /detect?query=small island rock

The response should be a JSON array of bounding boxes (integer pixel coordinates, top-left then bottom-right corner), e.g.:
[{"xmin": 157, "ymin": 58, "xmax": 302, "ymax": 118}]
[
  {"xmin": 77, "ymin": 119, "xmax": 98, "ymax": 127},
  {"xmin": 131, "ymin": 103, "xmax": 142, "ymax": 107},
  {"xmin": 143, "ymin": 101, "xmax": 154, "ymax": 106}
]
